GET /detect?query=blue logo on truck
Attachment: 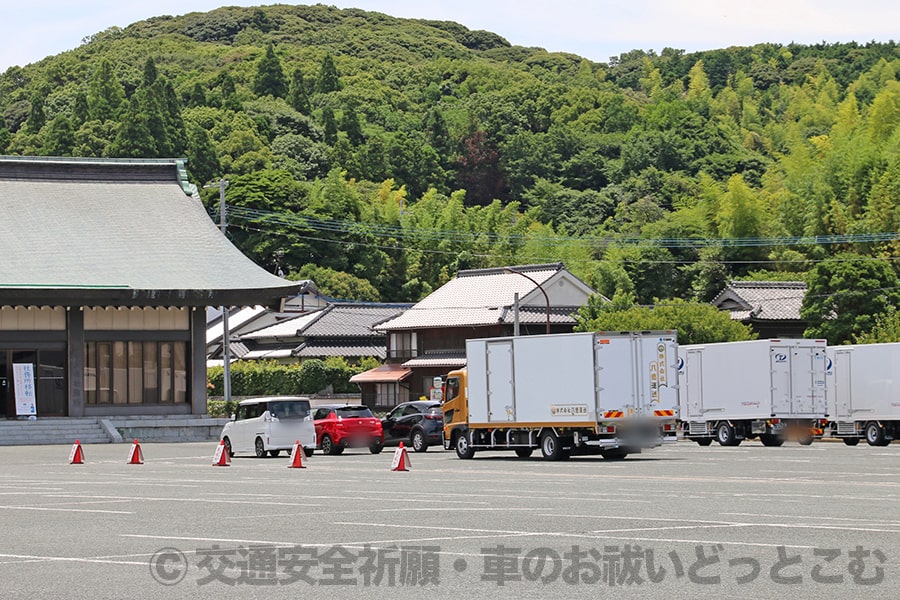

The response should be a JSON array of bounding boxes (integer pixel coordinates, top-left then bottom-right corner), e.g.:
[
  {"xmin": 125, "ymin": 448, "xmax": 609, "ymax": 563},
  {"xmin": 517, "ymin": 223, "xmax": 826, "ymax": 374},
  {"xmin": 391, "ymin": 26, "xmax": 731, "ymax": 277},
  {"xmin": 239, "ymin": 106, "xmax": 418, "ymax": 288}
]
[{"xmin": 774, "ymin": 353, "xmax": 787, "ymax": 363}]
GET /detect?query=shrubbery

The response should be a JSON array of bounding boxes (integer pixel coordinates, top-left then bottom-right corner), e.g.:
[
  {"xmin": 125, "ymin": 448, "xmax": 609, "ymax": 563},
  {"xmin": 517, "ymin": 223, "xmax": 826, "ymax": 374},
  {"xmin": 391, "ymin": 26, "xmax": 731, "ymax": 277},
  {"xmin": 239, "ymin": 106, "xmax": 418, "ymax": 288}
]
[{"xmin": 206, "ymin": 357, "xmax": 378, "ymax": 398}]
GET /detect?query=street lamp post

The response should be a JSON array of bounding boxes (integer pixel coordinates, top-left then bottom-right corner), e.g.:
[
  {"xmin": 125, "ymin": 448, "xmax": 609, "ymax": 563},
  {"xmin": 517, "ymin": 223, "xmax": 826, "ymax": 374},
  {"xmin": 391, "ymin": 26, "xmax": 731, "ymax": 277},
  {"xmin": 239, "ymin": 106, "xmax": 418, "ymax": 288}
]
[{"xmin": 504, "ymin": 267, "xmax": 551, "ymax": 334}]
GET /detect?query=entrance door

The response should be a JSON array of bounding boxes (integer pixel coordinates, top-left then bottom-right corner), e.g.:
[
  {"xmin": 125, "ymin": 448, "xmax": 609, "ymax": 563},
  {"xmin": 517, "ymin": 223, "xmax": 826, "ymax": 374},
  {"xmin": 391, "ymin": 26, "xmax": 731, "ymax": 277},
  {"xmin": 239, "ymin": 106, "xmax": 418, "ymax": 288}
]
[
  {"xmin": 0, "ymin": 352, "xmax": 9, "ymax": 417},
  {"xmin": 0, "ymin": 349, "xmax": 68, "ymax": 418}
]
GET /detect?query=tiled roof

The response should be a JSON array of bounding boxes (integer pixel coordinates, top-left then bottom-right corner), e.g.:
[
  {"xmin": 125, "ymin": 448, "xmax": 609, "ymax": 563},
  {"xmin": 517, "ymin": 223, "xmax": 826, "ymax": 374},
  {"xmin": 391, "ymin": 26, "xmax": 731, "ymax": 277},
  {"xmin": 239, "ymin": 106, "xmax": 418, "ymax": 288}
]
[
  {"xmin": 242, "ymin": 348, "xmax": 294, "ymax": 360},
  {"xmin": 375, "ymin": 264, "xmax": 593, "ymax": 331},
  {"xmin": 293, "ymin": 342, "xmax": 386, "ymax": 359},
  {"xmin": 238, "ymin": 310, "xmax": 324, "ymax": 340},
  {"xmin": 402, "ymin": 352, "xmax": 467, "ymax": 368},
  {"xmin": 0, "ymin": 156, "xmax": 299, "ymax": 307},
  {"xmin": 303, "ymin": 303, "xmax": 412, "ymax": 337},
  {"xmin": 712, "ymin": 281, "xmax": 807, "ymax": 321}
]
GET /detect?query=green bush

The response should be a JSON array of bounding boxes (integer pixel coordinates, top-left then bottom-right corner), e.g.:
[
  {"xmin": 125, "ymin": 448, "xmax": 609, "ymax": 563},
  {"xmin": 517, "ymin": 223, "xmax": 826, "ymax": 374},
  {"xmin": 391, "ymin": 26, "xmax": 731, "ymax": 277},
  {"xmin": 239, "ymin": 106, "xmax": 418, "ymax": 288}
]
[{"xmin": 206, "ymin": 357, "xmax": 379, "ymax": 397}]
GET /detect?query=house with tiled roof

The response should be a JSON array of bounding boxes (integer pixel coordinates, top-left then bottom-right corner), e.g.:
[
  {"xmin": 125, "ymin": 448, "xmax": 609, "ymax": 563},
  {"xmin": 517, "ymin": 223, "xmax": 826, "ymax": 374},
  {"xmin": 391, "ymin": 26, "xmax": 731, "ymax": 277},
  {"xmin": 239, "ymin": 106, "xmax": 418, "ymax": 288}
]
[
  {"xmin": 0, "ymin": 156, "xmax": 299, "ymax": 420},
  {"xmin": 235, "ymin": 302, "xmax": 411, "ymax": 363},
  {"xmin": 354, "ymin": 263, "xmax": 596, "ymax": 407},
  {"xmin": 711, "ymin": 280, "xmax": 808, "ymax": 338}
]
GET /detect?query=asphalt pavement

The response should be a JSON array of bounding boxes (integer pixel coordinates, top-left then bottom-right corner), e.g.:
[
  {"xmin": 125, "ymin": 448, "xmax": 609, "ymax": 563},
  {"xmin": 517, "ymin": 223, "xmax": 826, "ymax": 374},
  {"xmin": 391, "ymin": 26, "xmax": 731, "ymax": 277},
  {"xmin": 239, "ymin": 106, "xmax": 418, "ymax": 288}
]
[{"xmin": 0, "ymin": 439, "xmax": 897, "ymax": 599}]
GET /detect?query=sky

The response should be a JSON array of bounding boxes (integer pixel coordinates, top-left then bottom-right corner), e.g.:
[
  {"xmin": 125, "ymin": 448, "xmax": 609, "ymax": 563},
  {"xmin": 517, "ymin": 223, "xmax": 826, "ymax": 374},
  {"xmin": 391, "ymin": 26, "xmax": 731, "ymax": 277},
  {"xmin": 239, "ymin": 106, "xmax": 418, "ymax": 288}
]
[{"xmin": 1, "ymin": 0, "xmax": 898, "ymax": 73}]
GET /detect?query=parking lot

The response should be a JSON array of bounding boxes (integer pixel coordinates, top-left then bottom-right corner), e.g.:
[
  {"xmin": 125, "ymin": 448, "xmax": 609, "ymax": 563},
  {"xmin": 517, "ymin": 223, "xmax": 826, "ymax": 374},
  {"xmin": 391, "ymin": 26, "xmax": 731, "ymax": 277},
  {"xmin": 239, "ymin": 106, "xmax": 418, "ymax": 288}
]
[{"xmin": 0, "ymin": 440, "xmax": 897, "ymax": 599}]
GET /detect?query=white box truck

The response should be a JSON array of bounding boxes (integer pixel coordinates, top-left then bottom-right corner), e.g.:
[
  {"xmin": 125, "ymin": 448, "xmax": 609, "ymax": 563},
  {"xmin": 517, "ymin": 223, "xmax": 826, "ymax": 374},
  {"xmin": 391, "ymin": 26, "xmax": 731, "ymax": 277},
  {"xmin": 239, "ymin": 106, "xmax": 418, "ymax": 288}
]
[
  {"xmin": 441, "ymin": 331, "xmax": 679, "ymax": 461},
  {"xmin": 678, "ymin": 338, "xmax": 828, "ymax": 446},
  {"xmin": 826, "ymin": 342, "xmax": 900, "ymax": 446}
]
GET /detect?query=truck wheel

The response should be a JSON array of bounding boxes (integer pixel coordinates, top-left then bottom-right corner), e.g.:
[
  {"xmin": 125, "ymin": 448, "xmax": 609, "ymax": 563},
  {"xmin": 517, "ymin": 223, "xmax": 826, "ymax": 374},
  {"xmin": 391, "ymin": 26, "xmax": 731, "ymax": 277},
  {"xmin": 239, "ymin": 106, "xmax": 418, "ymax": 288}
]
[
  {"xmin": 514, "ymin": 448, "xmax": 533, "ymax": 458},
  {"xmin": 843, "ymin": 437, "xmax": 860, "ymax": 446},
  {"xmin": 797, "ymin": 435, "xmax": 814, "ymax": 446},
  {"xmin": 540, "ymin": 431, "xmax": 566, "ymax": 461},
  {"xmin": 716, "ymin": 423, "xmax": 739, "ymax": 447},
  {"xmin": 255, "ymin": 437, "xmax": 267, "ymax": 458},
  {"xmin": 865, "ymin": 422, "xmax": 888, "ymax": 446},
  {"xmin": 455, "ymin": 432, "xmax": 476, "ymax": 459},
  {"xmin": 760, "ymin": 433, "xmax": 784, "ymax": 447},
  {"xmin": 600, "ymin": 448, "xmax": 628, "ymax": 460},
  {"xmin": 695, "ymin": 438, "xmax": 713, "ymax": 447}
]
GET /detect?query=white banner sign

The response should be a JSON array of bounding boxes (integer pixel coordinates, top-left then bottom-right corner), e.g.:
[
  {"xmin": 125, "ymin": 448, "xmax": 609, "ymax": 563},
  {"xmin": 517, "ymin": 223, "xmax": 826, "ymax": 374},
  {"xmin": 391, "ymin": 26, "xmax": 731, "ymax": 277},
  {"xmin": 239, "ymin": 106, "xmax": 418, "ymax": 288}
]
[{"xmin": 13, "ymin": 363, "xmax": 37, "ymax": 417}]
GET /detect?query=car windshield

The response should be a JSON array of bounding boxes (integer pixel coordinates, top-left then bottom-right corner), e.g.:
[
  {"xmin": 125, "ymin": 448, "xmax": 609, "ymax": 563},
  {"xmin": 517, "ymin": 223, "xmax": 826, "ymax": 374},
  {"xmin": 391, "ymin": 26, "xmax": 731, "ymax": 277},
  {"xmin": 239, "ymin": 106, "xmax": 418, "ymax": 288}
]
[
  {"xmin": 335, "ymin": 406, "xmax": 373, "ymax": 418},
  {"xmin": 267, "ymin": 400, "xmax": 310, "ymax": 419}
]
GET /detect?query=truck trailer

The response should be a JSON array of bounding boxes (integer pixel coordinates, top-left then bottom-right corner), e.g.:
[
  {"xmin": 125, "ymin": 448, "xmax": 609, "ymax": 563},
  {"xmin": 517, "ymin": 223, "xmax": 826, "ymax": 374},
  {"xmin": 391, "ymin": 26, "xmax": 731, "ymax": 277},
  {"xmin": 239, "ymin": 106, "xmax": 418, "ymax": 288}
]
[
  {"xmin": 441, "ymin": 331, "xmax": 679, "ymax": 461},
  {"xmin": 678, "ymin": 338, "xmax": 828, "ymax": 446},
  {"xmin": 827, "ymin": 342, "xmax": 900, "ymax": 446}
]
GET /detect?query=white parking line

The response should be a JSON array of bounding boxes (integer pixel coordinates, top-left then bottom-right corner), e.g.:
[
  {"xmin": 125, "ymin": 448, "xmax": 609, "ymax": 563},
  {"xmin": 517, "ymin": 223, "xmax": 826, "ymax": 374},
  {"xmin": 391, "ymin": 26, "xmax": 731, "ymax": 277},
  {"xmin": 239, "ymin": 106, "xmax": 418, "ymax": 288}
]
[{"xmin": 0, "ymin": 504, "xmax": 133, "ymax": 514}]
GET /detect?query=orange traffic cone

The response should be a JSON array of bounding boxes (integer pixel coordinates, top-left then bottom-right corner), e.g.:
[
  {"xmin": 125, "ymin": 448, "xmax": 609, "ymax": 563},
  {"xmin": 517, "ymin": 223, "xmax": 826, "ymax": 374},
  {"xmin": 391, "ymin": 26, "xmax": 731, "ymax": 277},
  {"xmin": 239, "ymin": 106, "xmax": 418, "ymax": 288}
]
[
  {"xmin": 212, "ymin": 439, "xmax": 231, "ymax": 467},
  {"xmin": 127, "ymin": 439, "xmax": 144, "ymax": 464},
  {"xmin": 288, "ymin": 440, "xmax": 306, "ymax": 468},
  {"xmin": 391, "ymin": 441, "xmax": 411, "ymax": 471},
  {"xmin": 69, "ymin": 439, "xmax": 85, "ymax": 464}
]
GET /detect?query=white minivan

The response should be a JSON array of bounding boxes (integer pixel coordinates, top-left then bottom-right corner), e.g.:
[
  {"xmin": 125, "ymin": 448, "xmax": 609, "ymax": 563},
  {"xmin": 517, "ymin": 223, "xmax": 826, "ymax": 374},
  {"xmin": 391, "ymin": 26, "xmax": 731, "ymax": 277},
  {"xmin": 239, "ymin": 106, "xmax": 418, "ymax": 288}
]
[{"xmin": 220, "ymin": 397, "xmax": 316, "ymax": 458}]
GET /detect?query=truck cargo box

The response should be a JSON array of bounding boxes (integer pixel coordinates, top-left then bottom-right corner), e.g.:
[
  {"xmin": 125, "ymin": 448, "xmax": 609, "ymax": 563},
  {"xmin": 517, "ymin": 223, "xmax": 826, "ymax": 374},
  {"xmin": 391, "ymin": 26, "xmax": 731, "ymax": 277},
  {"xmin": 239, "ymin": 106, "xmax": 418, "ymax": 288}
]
[
  {"xmin": 679, "ymin": 338, "xmax": 827, "ymax": 421},
  {"xmin": 466, "ymin": 331, "xmax": 679, "ymax": 426},
  {"xmin": 827, "ymin": 342, "xmax": 900, "ymax": 445}
]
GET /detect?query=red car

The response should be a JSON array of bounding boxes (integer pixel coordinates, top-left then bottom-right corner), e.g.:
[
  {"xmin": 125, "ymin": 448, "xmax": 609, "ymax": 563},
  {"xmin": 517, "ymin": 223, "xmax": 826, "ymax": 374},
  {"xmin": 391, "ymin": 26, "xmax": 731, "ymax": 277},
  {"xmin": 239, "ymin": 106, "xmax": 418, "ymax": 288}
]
[{"xmin": 313, "ymin": 404, "xmax": 384, "ymax": 455}]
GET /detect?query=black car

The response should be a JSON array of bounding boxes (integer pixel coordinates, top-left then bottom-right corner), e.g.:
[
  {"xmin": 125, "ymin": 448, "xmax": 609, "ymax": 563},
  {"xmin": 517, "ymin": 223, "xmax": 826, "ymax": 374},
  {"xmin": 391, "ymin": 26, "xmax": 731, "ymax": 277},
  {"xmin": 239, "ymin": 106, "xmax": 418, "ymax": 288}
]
[{"xmin": 381, "ymin": 401, "xmax": 444, "ymax": 452}]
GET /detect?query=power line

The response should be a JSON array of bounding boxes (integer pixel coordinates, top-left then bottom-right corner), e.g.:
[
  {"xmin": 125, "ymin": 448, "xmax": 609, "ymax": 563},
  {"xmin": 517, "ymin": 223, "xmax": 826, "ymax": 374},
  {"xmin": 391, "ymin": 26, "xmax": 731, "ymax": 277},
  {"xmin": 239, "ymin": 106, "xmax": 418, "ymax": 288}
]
[{"xmin": 221, "ymin": 203, "xmax": 900, "ymax": 250}]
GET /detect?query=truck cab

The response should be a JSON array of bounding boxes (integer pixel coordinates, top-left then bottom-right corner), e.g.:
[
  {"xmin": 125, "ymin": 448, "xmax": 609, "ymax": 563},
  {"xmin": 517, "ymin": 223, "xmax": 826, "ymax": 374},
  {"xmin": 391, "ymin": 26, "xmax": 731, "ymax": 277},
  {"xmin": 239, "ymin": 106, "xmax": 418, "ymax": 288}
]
[{"xmin": 441, "ymin": 368, "xmax": 466, "ymax": 450}]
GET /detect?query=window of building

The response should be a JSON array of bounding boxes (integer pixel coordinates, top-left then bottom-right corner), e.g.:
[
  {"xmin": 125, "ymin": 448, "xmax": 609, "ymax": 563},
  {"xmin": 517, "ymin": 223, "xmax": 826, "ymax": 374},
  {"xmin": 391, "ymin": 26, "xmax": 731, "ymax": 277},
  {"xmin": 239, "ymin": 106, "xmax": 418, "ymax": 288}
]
[
  {"xmin": 389, "ymin": 332, "xmax": 417, "ymax": 359},
  {"xmin": 84, "ymin": 341, "xmax": 188, "ymax": 405}
]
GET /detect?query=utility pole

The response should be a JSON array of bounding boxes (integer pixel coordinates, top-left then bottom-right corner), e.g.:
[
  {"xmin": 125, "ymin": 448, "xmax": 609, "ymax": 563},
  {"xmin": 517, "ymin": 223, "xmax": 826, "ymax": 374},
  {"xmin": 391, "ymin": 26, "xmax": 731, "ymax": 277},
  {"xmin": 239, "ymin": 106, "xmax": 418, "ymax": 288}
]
[{"xmin": 205, "ymin": 179, "xmax": 231, "ymax": 404}]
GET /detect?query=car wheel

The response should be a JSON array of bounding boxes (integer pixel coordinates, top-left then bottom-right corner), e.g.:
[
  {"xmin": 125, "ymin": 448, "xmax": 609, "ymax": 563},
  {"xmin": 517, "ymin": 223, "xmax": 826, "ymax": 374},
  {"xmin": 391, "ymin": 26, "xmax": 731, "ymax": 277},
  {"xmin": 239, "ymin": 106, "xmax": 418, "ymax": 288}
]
[
  {"xmin": 321, "ymin": 434, "xmax": 339, "ymax": 456},
  {"xmin": 268, "ymin": 450, "xmax": 281, "ymax": 457},
  {"xmin": 411, "ymin": 430, "xmax": 428, "ymax": 452},
  {"xmin": 369, "ymin": 438, "xmax": 384, "ymax": 454},
  {"xmin": 222, "ymin": 437, "xmax": 234, "ymax": 458},
  {"xmin": 455, "ymin": 431, "xmax": 475, "ymax": 459},
  {"xmin": 514, "ymin": 448, "xmax": 533, "ymax": 458},
  {"xmin": 540, "ymin": 431, "xmax": 566, "ymax": 461},
  {"xmin": 716, "ymin": 422, "xmax": 739, "ymax": 446},
  {"xmin": 303, "ymin": 447, "xmax": 315, "ymax": 457},
  {"xmin": 254, "ymin": 437, "xmax": 267, "ymax": 458},
  {"xmin": 842, "ymin": 437, "xmax": 860, "ymax": 446},
  {"xmin": 695, "ymin": 438, "xmax": 713, "ymax": 446},
  {"xmin": 866, "ymin": 422, "xmax": 887, "ymax": 446},
  {"xmin": 797, "ymin": 434, "xmax": 814, "ymax": 446}
]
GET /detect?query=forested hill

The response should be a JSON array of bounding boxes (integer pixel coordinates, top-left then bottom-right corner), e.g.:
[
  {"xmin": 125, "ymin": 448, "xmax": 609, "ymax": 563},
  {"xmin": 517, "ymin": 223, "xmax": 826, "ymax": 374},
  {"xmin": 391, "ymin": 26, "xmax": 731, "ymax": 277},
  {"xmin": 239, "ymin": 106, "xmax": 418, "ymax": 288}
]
[{"xmin": 1, "ymin": 4, "xmax": 899, "ymax": 318}]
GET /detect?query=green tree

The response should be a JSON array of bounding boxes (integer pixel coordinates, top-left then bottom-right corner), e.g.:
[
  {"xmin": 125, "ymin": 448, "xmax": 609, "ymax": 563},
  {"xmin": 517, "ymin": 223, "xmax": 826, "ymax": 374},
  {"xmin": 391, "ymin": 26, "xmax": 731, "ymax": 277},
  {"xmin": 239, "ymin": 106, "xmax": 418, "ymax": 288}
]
[
  {"xmin": 253, "ymin": 42, "xmax": 288, "ymax": 98},
  {"xmin": 287, "ymin": 68, "xmax": 311, "ymax": 114},
  {"xmin": 107, "ymin": 95, "xmax": 156, "ymax": 157},
  {"xmin": 320, "ymin": 106, "xmax": 338, "ymax": 144},
  {"xmin": 855, "ymin": 307, "xmax": 900, "ymax": 343},
  {"xmin": 801, "ymin": 254, "xmax": 900, "ymax": 344},
  {"xmin": 575, "ymin": 296, "xmax": 756, "ymax": 345},
  {"xmin": 40, "ymin": 114, "xmax": 75, "ymax": 156},
  {"xmin": 72, "ymin": 89, "xmax": 89, "ymax": 126},
  {"xmin": 291, "ymin": 265, "xmax": 380, "ymax": 301},
  {"xmin": 315, "ymin": 54, "xmax": 341, "ymax": 94},
  {"xmin": 87, "ymin": 59, "xmax": 125, "ymax": 122},
  {"xmin": 185, "ymin": 121, "xmax": 220, "ymax": 184},
  {"xmin": 25, "ymin": 94, "xmax": 45, "ymax": 132}
]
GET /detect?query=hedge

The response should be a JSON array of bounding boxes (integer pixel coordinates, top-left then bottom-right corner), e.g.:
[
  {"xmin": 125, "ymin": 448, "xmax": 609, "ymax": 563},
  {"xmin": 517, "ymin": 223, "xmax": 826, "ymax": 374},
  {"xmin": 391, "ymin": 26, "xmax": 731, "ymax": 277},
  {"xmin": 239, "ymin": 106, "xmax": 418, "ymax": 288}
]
[{"xmin": 206, "ymin": 356, "xmax": 378, "ymax": 398}]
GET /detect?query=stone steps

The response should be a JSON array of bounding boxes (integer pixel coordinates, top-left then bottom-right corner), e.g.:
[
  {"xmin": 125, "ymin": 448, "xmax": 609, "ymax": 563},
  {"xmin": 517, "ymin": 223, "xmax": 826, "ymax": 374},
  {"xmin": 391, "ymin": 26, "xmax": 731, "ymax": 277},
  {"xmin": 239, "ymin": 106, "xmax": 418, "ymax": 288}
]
[
  {"xmin": 0, "ymin": 418, "xmax": 110, "ymax": 445},
  {"xmin": 0, "ymin": 415, "xmax": 230, "ymax": 445}
]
